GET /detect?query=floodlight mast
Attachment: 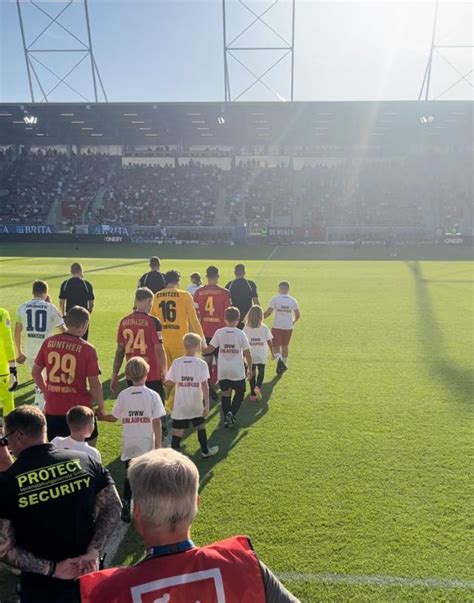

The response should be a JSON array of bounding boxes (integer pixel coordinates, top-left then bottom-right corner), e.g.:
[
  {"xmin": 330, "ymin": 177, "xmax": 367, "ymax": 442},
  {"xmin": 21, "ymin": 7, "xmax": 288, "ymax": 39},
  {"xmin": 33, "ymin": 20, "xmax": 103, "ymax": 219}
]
[
  {"xmin": 16, "ymin": 0, "xmax": 108, "ymax": 103},
  {"xmin": 222, "ymin": 0, "xmax": 296, "ymax": 102},
  {"xmin": 419, "ymin": 0, "xmax": 474, "ymax": 101}
]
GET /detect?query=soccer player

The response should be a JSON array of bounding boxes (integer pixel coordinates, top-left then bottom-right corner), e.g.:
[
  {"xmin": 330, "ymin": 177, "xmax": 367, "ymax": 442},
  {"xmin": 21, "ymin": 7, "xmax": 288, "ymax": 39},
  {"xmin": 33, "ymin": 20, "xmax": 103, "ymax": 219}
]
[
  {"xmin": 204, "ymin": 307, "xmax": 252, "ymax": 428},
  {"xmin": 101, "ymin": 357, "xmax": 166, "ymax": 523},
  {"xmin": 151, "ymin": 270, "xmax": 204, "ymax": 410},
  {"xmin": 225, "ymin": 264, "xmax": 260, "ymax": 328},
  {"xmin": 166, "ymin": 333, "xmax": 219, "ymax": 459},
  {"xmin": 59, "ymin": 262, "xmax": 95, "ymax": 341},
  {"xmin": 111, "ymin": 288, "xmax": 167, "ymax": 403},
  {"xmin": 32, "ymin": 306, "xmax": 105, "ymax": 442},
  {"xmin": 138, "ymin": 256, "xmax": 166, "ymax": 294},
  {"xmin": 194, "ymin": 265, "xmax": 231, "ymax": 400},
  {"xmin": 187, "ymin": 272, "xmax": 202, "ymax": 297},
  {"xmin": 0, "ymin": 308, "xmax": 18, "ymax": 417},
  {"xmin": 264, "ymin": 281, "xmax": 300, "ymax": 375},
  {"xmin": 15, "ymin": 280, "xmax": 66, "ymax": 408}
]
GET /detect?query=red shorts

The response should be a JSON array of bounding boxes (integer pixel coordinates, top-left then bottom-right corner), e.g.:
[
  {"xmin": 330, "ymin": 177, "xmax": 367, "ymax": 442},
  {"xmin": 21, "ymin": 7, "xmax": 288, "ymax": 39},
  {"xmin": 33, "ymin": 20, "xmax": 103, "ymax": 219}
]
[{"xmin": 272, "ymin": 328, "xmax": 293, "ymax": 347}]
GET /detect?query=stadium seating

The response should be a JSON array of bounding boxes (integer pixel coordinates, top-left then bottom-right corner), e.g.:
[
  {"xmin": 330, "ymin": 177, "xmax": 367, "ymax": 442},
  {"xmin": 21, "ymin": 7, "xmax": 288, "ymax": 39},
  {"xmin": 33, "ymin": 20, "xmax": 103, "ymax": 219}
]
[{"xmin": 0, "ymin": 150, "xmax": 470, "ymax": 236}]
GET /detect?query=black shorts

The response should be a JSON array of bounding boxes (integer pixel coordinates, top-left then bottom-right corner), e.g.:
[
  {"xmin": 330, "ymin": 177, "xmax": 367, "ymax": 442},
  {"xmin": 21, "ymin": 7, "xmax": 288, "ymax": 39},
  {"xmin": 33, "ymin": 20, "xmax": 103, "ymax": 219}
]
[
  {"xmin": 127, "ymin": 379, "xmax": 165, "ymax": 402},
  {"xmin": 172, "ymin": 416, "xmax": 205, "ymax": 429},
  {"xmin": 46, "ymin": 413, "xmax": 99, "ymax": 442},
  {"xmin": 219, "ymin": 379, "xmax": 246, "ymax": 392},
  {"xmin": 203, "ymin": 336, "xmax": 219, "ymax": 359}
]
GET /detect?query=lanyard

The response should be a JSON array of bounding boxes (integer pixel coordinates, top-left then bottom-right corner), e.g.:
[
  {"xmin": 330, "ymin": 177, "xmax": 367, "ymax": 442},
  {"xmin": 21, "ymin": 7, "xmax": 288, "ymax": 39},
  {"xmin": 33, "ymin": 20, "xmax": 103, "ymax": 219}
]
[{"xmin": 145, "ymin": 539, "xmax": 195, "ymax": 560}]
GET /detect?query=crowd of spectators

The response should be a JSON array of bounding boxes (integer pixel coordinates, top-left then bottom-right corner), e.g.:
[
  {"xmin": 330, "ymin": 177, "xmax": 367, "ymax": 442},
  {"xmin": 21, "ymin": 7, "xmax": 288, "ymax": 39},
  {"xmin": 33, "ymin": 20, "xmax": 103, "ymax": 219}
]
[
  {"xmin": 92, "ymin": 162, "xmax": 220, "ymax": 226},
  {"xmin": 0, "ymin": 150, "xmax": 68, "ymax": 224},
  {"xmin": 60, "ymin": 155, "xmax": 113, "ymax": 223},
  {"xmin": 0, "ymin": 150, "xmax": 470, "ymax": 235}
]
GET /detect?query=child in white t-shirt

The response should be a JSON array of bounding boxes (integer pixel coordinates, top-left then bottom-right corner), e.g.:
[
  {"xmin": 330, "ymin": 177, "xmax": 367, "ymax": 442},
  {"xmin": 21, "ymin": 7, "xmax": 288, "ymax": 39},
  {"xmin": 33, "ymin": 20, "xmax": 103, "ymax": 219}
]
[
  {"xmin": 166, "ymin": 333, "xmax": 218, "ymax": 459},
  {"xmin": 204, "ymin": 306, "xmax": 252, "ymax": 428},
  {"xmin": 264, "ymin": 281, "xmax": 300, "ymax": 375},
  {"xmin": 51, "ymin": 405, "xmax": 101, "ymax": 463},
  {"xmin": 102, "ymin": 356, "xmax": 166, "ymax": 522},
  {"xmin": 244, "ymin": 305, "xmax": 274, "ymax": 402}
]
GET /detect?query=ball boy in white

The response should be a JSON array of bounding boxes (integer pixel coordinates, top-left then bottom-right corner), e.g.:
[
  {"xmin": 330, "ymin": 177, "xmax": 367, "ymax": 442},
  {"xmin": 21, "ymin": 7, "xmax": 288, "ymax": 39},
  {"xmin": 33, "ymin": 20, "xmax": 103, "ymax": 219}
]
[
  {"xmin": 166, "ymin": 333, "xmax": 218, "ymax": 458},
  {"xmin": 264, "ymin": 281, "xmax": 300, "ymax": 375},
  {"xmin": 204, "ymin": 306, "xmax": 252, "ymax": 427}
]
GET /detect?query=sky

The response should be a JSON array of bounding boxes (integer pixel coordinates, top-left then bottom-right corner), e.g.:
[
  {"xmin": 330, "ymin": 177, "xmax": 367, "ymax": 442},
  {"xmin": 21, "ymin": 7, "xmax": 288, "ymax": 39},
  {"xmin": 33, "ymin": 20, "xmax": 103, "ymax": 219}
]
[{"xmin": 0, "ymin": 0, "xmax": 472, "ymax": 103}]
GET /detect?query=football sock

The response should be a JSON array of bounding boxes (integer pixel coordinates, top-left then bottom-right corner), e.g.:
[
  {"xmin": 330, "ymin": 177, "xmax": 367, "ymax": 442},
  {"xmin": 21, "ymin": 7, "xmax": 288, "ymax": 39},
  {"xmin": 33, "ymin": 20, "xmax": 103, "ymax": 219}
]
[
  {"xmin": 275, "ymin": 352, "xmax": 282, "ymax": 360},
  {"xmin": 197, "ymin": 429, "xmax": 209, "ymax": 454},
  {"xmin": 221, "ymin": 395, "xmax": 231, "ymax": 415},
  {"xmin": 282, "ymin": 357, "xmax": 288, "ymax": 366},
  {"xmin": 171, "ymin": 435, "xmax": 182, "ymax": 450}
]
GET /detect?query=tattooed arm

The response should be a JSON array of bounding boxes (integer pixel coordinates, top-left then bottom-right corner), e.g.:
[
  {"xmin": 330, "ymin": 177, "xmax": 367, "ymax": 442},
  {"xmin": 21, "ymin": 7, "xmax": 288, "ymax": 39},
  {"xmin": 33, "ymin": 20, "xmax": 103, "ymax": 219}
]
[
  {"xmin": 0, "ymin": 518, "xmax": 80, "ymax": 579},
  {"xmin": 83, "ymin": 484, "xmax": 122, "ymax": 565}
]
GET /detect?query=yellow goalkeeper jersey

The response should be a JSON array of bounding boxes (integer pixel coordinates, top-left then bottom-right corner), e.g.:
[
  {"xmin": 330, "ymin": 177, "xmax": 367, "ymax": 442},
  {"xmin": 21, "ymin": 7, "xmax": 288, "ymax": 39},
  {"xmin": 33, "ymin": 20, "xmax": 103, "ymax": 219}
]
[
  {"xmin": 0, "ymin": 308, "xmax": 15, "ymax": 375},
  {"xmin": 151, "ymin": 288, "xmax": 204, "ymax": 350}
]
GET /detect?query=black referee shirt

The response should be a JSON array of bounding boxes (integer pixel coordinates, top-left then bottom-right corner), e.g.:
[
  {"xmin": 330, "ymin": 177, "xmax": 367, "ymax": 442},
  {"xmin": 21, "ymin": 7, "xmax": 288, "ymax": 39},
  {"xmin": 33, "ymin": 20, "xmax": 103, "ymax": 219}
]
[
  {"xmin": 225, "ymin": 277, "xmax": 258, "ymax": 322},
  {"xmin": 0, "ymin": 443, "xmax": 113, "ymax": 592},
  {"xmin": 138, "ymin": 270, "xmax": 166, "ymax": 294},
  {"xmin": 59, "ymin": 277, "xmax": 94, "ymax": 312}
]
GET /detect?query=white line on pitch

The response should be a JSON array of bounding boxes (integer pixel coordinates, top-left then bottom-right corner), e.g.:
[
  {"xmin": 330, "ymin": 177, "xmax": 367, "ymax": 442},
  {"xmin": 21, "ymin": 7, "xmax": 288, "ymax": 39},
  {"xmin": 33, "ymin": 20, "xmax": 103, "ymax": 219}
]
[
  {"xmin": 103, "ymin": 521, "xmax": 129, "ymax": 567},
  {"xmin": 256, "ymin": 245, "xmax": 280, "ymax": 278},
  {"xmin": 277, "ymin": 572, "xmax": 474, "ymax": 590}
]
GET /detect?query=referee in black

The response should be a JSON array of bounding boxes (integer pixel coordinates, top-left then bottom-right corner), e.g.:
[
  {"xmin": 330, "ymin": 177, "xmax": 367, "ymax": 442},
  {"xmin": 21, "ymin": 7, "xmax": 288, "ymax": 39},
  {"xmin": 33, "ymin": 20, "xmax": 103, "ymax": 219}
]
[
  {"xmin": 137, "ymin": 256, "xmax": 166, "ymax": 294},
  {"xmin": 59, "ymin": 263, "xmax": 95, "ymax": 341},
  {"xmin": 0, "ymin": 405, "xmax": 121, "ymax": 603},
  {"xmin": 226, "ymin": 263, "xmax": 260, "ymax": 328}
]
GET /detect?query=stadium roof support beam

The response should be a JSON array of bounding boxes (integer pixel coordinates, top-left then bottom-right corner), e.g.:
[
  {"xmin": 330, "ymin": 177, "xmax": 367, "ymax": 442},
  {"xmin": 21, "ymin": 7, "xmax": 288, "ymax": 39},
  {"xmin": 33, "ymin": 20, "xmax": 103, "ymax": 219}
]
[
  {"xmin": 222, "ymin": 0, "xmax": 296, "ymax": 102},
  {"xmin": 419, "ymin": 0, "xmax": 473, "ymax": 101},
  {"xmin": 16, "ymin": 0, "xmax": 108, "ymax": 103}
]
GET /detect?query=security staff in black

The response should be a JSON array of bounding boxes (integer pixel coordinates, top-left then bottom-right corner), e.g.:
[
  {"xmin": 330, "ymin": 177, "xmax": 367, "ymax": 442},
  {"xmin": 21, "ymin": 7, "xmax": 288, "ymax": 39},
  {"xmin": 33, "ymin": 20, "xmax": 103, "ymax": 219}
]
[
  {"xmin": 226, "ymin": 263, "xmax": 260, "ymax": 329},
  {"xmin": 59, "ymin": 262, "xmax": 95, "ymax": 341},
  {"xmin": 0, "ymin": 405, "xmax": 122, "ymax": 603},
  {"xmin": 137, "ymin": 256, "xmax": 166, "ymax": 294}
]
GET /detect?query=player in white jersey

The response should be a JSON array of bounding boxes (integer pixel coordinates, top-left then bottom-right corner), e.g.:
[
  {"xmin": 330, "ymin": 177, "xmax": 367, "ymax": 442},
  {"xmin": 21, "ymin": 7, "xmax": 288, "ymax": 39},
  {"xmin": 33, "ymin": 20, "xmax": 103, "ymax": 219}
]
[
  {"xmin": 264, "ymin": 281, "xmax": 300, "ymax": 375},
  {"xmin": 205, "ymin": 306, "xmax": 252, "ymax": 428},
  {"xmin": 14, "ymin": 280, "xmax": 66, "ymax": 408},
  {"xmin": 166, "ymin": 333, "xmax": 218, "ymax": 458}
]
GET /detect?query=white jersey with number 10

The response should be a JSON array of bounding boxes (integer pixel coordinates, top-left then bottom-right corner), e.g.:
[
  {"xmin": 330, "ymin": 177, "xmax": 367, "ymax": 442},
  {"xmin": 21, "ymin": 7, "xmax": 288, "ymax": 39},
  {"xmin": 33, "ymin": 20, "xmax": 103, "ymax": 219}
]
[{"xmin": 16, "ymin": 299, "xmax": 65, "ymax": 359}]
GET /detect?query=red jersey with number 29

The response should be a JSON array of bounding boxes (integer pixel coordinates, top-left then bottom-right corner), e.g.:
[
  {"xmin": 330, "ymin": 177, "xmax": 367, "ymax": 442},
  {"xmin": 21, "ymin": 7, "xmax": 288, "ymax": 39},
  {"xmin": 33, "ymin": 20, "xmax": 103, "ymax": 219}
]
[
  {"xmin": 194, "ymin": 285, "xmax": 231, "ymax": 338},
  {"xmin": 34, "ymin": 333, "xmax": 101, "ymax": 416},
  {"xmin": 117, "ymin": 312, "xmax": 163, "ymax": 381}
]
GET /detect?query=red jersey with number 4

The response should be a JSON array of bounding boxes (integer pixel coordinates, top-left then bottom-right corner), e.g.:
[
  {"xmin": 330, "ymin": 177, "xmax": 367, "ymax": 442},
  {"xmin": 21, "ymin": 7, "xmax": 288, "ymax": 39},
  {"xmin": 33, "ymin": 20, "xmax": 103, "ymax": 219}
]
[
  {"xmin": 194, "ymin": 285, "xmax": 231, "ymax": 338},
  {"xmin": 117, "ymin": 312, "xmax": 163, "ymax": 381},
  {"xmin": 34, "ymin": 333, "xmax": 101, "ymax": 416},
  {"xmin": 80, "ymin": 535, "xmax": 265, "ymax": 603}
]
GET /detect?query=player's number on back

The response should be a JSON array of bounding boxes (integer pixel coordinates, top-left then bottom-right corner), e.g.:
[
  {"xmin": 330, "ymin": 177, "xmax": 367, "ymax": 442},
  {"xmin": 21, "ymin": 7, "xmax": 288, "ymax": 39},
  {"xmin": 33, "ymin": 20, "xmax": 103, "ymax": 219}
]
[
  {"xmin": 26, "ymin": 308, "xmax": 47, "ymax": 333},
  {"xmin": 204, "ymin": 296, "xmax": 215, "ymax": 316},
  {"xmin": 158, "ymin": 300, "xmax": 176, "ymax": 322},
  {"xmin": 48, "ymin": 352, "xmax": 76, "ymax": 385},
  {"xmin": 123, "ymin": 328, "xmax": 147, "ymax": 355}
]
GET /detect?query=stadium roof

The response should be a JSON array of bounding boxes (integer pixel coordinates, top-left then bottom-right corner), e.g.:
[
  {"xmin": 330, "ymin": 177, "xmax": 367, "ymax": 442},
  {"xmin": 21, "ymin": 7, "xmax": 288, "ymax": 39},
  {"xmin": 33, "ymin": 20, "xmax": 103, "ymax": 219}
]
[{"xmin": 0, "ymin": 101, "xmax": 472, "ymax": 146}]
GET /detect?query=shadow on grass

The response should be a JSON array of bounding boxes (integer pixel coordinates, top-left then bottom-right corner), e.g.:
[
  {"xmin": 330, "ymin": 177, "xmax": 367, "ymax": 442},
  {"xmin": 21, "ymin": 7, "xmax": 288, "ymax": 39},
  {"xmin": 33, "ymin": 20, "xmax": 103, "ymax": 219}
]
[
  {"xmin": 0, "ymin": 259, "xmax": 145, "ymax": 290},
  {"xmin": 406, "ymin": 261, "xmax": 473, "ymax": 407},
  {"xmin": 112, "ymin": 373, "xmax": 283, "ymax": 566}
]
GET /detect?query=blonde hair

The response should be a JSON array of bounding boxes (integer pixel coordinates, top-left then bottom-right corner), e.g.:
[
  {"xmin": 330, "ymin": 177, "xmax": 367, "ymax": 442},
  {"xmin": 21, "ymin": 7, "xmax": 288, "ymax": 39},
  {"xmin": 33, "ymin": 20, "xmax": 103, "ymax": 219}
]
[
  {"xmin": 183, "ymin": 333, "xmax": 202, "ymax": 349},
  {"xmin": 129, "ymin": 448, "xmax": 199, "ymax": 531},
  {"xmin": 125, "ymin": 356, "xmax": 149, "ymax": 383},
  {"xmin": 245, "ymin": 305, "xmax": 263, "ymax": 329}
]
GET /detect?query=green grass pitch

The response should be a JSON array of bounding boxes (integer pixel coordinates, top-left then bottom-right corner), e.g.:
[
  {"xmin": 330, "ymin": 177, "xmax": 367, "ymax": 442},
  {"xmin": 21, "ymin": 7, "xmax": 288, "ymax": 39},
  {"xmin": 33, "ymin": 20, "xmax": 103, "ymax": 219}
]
[{"xmin": 0, "ymin": 249, "xmax": 473, "ymax": 602}]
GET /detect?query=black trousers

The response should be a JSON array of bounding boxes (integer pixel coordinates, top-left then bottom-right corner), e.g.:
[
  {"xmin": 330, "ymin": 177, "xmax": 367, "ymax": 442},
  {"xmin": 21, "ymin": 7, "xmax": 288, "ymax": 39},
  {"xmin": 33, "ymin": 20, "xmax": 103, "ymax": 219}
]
[
  {"xmin": 250, "ymin": 363, "xmax": 265, "ymax": 394},
  {"xmin": 20, "ymin": 576, "xmax": 80, "ymax": 603},
  {"xmin": 123, "ymin": 459, "xmax": 131, "ymax": 504}
]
